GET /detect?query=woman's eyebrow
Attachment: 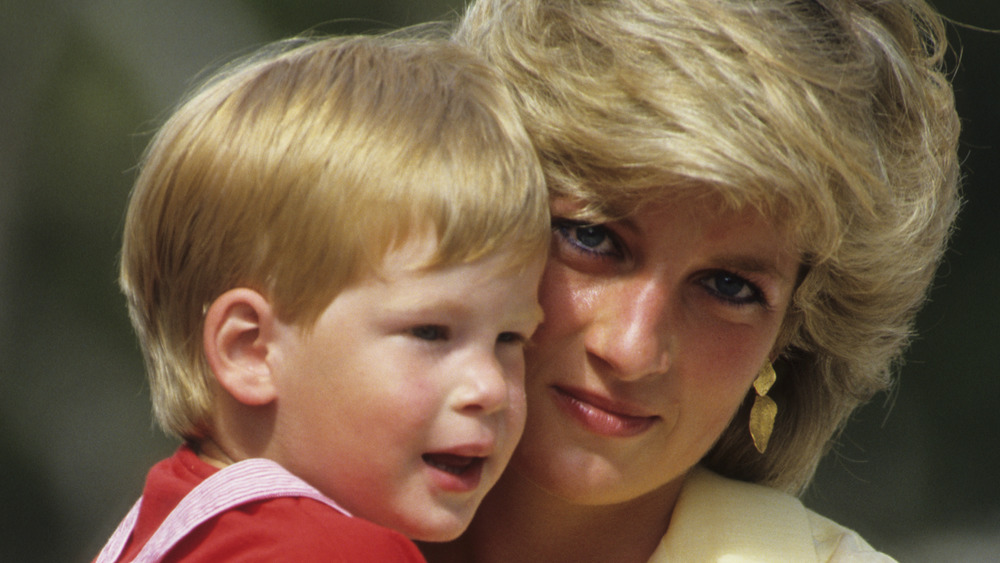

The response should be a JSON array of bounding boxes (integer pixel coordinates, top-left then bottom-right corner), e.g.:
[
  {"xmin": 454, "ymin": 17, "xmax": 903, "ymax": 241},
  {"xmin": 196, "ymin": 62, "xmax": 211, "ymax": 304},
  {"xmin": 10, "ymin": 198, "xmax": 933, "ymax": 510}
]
[{"xmin": 712, "ymin": 253, "xmax": 797, "ymax": 284}]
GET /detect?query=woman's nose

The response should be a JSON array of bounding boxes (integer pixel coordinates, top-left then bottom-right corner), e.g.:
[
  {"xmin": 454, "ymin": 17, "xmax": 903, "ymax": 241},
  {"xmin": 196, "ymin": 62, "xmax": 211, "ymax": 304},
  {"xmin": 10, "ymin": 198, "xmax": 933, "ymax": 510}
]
[{"xmin": 586, "ymin": 277, "xmax": 672, "ymax": 381}]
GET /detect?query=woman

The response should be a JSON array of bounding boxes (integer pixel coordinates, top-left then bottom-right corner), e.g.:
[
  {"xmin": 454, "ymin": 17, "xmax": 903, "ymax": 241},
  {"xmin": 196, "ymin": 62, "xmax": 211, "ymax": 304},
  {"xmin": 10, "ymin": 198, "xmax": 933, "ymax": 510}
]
[{"xmin": 423, "ymin": 0, "xmax": 961, "ymax": 561}]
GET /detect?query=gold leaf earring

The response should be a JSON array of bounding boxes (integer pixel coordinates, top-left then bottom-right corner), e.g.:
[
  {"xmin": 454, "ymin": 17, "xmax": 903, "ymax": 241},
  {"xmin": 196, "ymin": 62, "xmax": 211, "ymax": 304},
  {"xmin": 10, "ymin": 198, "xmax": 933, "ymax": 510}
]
[{"xmin": 749, "ymin": 362, "xmax": 777, "ymax": 454}]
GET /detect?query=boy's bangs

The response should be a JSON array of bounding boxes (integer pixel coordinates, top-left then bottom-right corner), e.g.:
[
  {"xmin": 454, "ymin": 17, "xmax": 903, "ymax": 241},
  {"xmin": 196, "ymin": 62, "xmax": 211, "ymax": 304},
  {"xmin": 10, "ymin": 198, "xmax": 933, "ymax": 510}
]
[{"xmin": 249, "ymin": 36, "xmax": 548, "ymax": 326}]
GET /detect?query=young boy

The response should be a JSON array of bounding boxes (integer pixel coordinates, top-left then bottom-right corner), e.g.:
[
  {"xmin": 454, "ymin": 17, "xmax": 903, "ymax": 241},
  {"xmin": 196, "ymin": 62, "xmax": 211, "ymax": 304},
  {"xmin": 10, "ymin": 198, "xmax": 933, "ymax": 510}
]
[{"xmin": 94, "ymin": 32, "xmax": 549, "ymax": 562}]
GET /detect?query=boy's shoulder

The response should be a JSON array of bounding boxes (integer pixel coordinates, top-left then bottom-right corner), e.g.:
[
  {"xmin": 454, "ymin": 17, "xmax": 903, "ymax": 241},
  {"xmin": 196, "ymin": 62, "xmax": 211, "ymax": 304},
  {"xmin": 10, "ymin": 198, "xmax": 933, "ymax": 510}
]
[
  {"xmin": 167, "ymin": 495, "xmax": 426, "ymax": 562},
  {"xmin": 125, "ymin": 447, "xmax": 425, "ymax": 562}
]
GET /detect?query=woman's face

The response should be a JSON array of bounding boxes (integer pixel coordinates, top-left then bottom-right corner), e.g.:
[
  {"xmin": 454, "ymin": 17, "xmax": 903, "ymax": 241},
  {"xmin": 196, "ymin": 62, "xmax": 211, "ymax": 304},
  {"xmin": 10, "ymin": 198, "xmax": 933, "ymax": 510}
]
[{"xmin": 510, "ymin": 195, "xmax": 799, "ymax": 506}]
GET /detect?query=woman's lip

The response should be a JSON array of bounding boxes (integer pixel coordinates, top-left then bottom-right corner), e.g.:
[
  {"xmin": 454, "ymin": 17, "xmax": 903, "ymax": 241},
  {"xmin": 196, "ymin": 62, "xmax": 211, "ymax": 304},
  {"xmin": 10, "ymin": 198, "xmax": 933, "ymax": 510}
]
[{"xmin": 550, "ymin": 386, "xmax": 659, "ymax": 437}]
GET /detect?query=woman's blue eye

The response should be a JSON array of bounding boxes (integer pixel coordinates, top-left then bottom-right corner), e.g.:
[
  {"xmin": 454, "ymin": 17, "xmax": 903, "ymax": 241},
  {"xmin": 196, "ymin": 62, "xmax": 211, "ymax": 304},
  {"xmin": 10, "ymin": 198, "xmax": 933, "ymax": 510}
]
[
  {"xmin": 411, "ymin": 325, "xmax": 448, "ymax": 341},
  {"xmin": 555, "ymin": 220, "xmax": 619, "ymax": 256},
  {"xmin": 702, "ymin": 272, "xmax": 761, "ymax": 304},
  {"xmin": 715, "ymin": 274, "xmax": 748, "ymax": 296},
  {"xmin": 575, "ymin": 225, "xmax": 608, "ymax": 248}
]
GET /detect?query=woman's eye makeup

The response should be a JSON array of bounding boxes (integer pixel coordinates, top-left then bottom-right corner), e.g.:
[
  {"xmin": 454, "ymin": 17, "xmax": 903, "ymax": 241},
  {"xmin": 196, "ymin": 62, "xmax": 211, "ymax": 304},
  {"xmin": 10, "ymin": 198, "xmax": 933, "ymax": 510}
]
[
  {"xmin": 698, "ymin": 271, "xmax": 767, "ymax": 306},
  {"xmin": 553, "ymin": 219, "xmax": 622, "ymax": 258},
  {"xmin": 552, "ymin": 214, "xmax": 777, "ymax": 309}
]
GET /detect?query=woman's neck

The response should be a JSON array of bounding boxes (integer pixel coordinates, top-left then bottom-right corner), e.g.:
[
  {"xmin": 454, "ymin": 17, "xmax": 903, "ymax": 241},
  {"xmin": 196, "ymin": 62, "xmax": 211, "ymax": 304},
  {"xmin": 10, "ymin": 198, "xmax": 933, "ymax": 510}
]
[{"xmin": 424, "ymin": 468, "xmax": 684, "ymax": 563}]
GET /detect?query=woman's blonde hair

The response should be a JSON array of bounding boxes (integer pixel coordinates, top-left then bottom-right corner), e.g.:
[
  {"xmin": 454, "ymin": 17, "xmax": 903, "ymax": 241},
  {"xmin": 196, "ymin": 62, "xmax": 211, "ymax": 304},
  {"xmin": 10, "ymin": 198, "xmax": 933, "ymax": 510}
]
[
  {"xmin": 120, "ymin": 31, "xmax": 549, "ymax": 440},
  {"xmin": 455, "ymin": 0, "xmax": 961, "ymax": 493}
]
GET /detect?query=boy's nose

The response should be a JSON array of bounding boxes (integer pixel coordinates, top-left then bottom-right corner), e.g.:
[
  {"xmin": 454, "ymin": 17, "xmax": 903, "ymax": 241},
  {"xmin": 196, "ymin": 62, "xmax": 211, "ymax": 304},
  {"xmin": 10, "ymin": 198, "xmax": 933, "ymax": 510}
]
[{"xmin": 454, "ymin": 351, "xmax": 511, "ymax": 416}]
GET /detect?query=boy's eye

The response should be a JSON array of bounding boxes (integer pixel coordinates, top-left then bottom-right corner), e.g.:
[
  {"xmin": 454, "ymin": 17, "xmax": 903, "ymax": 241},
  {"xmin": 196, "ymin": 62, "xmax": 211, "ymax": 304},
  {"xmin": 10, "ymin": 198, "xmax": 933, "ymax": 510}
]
[
  {"xmin": 410, "ymin": 325, "xmax": 449, "ymax": 341},
  {"xmin": 496, "ymin": 331, "xmax": 525, "ymax": 345}
]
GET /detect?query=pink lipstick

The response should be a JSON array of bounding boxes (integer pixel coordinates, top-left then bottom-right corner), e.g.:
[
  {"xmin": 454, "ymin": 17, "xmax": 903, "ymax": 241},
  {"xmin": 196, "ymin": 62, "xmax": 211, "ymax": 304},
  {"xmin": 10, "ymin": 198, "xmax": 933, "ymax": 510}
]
[{"xmin": 551, "ymin": 386, "xmax": 658, "ymax": 437}]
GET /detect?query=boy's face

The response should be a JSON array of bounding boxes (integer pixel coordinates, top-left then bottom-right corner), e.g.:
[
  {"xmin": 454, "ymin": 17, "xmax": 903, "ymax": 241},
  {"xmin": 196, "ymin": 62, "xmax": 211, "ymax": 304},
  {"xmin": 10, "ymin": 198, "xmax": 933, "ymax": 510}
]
[{"xmin": 266, "ymin": 234, "xmax": 545, "ymax": 541}]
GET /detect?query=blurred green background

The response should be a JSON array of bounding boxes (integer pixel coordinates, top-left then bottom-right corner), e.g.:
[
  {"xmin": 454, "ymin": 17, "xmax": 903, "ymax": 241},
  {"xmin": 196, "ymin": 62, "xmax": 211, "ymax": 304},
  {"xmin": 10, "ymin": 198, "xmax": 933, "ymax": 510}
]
[{"xmin": 1, "ymin": 1, "xmax": 997, "ymax": 561}]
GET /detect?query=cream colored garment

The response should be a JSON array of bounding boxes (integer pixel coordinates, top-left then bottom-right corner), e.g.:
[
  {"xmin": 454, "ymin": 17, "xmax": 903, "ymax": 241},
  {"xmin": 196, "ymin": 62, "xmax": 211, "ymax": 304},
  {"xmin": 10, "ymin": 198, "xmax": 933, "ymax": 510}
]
[{"xmin": 649, "ymin": 466, "xmax": 897, "ymax": 562}]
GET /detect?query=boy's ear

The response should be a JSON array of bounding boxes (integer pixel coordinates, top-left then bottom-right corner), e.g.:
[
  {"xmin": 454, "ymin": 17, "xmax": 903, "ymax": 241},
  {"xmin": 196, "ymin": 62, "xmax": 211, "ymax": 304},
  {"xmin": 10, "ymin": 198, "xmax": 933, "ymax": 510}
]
[{"xmin": 203, "ymin": 288, "xmax": 279, "ymax": 406}]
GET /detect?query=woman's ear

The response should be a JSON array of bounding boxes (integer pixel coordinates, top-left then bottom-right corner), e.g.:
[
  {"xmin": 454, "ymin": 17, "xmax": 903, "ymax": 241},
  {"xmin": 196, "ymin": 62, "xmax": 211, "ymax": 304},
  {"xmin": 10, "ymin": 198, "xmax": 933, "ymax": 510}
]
[{"xmin": 203, "ymin": 288, "xmax": 279, "ymax": 406}]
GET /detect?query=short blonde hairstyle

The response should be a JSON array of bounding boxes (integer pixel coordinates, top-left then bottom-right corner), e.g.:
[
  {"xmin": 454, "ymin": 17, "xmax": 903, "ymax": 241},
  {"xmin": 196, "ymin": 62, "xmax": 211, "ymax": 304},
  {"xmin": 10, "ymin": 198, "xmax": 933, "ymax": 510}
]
[
  {"xmin": 121, "ymin": 32, "xmax": 549, "ymax": 440},
  {"xmin": 455, "ymin": 0, "xmax": 960, "ymax": 493}
]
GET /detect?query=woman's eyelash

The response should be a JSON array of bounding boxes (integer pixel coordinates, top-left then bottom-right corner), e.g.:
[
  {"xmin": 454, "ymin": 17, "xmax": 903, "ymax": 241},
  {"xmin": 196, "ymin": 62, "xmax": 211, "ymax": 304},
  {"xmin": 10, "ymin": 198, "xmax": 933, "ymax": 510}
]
[
  {"xmin": 554, "ymin": 217, "xmax": 773, "ymax": 309},
  {"xmin": 699, "ymin": 271, "xmax": 768, "ymax": 307},
  {"xmin": 552, "ymin": 219, "xmax": 622, "ymax": 258}
]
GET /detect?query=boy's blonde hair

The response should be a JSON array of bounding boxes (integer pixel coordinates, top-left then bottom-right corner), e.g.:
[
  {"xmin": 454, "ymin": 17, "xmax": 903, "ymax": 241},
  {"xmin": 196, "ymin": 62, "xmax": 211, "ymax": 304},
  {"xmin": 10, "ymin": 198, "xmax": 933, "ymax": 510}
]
[
  {"xmin": 120, "ymin": 32, "xmax": 549, "ymax": 440},
  {"xmin": 456, "ymin": 0, "xmax": 960, "ymax": 493}
]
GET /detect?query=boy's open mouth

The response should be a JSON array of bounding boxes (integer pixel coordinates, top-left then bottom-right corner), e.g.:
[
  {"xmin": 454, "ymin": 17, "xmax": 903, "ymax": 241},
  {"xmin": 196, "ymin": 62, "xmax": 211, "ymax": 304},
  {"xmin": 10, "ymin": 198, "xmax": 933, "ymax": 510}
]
[{"xmin": 422, "ymin": 453, "xmax": 485, "ymax": 476}]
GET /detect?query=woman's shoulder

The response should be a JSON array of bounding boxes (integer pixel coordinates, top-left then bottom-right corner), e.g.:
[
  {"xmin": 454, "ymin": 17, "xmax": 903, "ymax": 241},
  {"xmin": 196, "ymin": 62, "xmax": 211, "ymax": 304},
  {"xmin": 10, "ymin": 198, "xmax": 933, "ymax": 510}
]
[
  {"xmin": 649, "ymin": 466, "xmax": 895, "ymax": 562},
  {"xmin": 805, "ymin": 508, "xmax": 896, "ymax": 563}
]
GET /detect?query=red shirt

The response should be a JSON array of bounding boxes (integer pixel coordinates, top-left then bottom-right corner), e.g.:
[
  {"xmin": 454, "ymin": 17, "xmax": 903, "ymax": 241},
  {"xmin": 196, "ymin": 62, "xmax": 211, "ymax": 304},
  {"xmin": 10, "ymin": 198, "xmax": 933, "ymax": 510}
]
[{"xmin": 109, "ymin": 446, "xmax": 426, "ymax": 562}]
